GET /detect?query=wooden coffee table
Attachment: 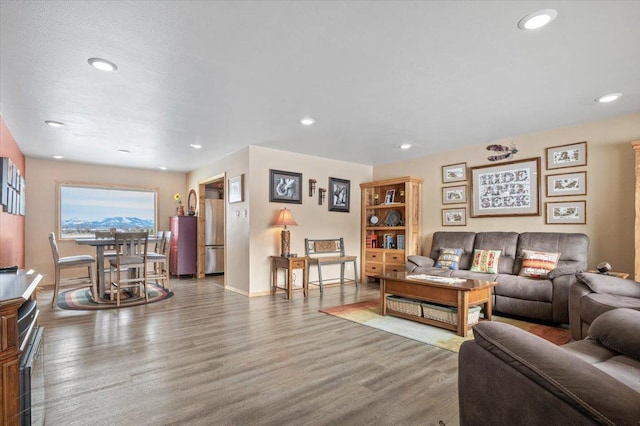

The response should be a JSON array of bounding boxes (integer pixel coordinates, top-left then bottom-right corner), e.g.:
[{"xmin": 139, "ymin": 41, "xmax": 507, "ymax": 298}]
[{"xmin": 378, "ymin": 271, "xmax": 498, "ymax": 337}]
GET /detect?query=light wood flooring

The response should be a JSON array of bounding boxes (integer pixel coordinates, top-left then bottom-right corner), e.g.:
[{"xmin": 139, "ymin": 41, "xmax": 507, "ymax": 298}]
[{"xmin": 37, "ymin": 277, "xmax": 459, "ymax": 426}]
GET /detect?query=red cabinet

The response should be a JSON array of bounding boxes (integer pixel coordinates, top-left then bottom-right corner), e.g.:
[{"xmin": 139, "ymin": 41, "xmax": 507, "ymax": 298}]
[{"xmin": 169, "ymin": 215, "xmax": 197, "ymax": 276}]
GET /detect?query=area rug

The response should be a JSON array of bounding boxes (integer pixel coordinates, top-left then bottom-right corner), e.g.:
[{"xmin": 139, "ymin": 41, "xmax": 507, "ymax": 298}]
[
  {"xmin": 57, "ymin": 283, "xmax": 173, "ymax": 310},
  {"xmin": 320, "ymin": 300, "xmax": 571, "ymax": 353}
]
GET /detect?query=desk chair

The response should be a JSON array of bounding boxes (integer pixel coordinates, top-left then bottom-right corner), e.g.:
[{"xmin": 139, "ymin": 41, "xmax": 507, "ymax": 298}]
[
  {"xmin": 109, "ymin": 231, "xmax": 149, "ymax": 306},
  {"xmin": 147, "ymin": 231, "xmax": 171, "ymax": 291},
  {"xmin": 49, "ymin": 232, "xmax": 96, "ymax": 307}
]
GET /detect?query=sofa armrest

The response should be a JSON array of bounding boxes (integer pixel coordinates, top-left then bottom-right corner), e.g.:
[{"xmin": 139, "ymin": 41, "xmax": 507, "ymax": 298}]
[
  {"xmin": 548, "ymin": 265, "xmax": 583, "ymax": 280},
  {"xmin": 461, "ymin": 321, "xmax": 640, "ymax": 425},
  {"xmin": 406, "ymin": 255, "xmax": 434, "ymax": 271},
  {"xmin": 576, "ymin": 272, "xmax": 640, "ymax": 297}
]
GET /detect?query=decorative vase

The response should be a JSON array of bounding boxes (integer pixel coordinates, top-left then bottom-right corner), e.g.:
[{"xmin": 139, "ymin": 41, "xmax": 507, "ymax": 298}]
[{"xmin": 177, "ymin": 206, "xmax": 185, "ymax": 216}]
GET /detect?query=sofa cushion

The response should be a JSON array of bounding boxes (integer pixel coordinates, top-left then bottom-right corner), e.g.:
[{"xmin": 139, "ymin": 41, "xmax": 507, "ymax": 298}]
[
  {"xmin": 588, "ymin": 308, "xmax": 640, "ymax": 360},
  {"xmin": 576, "ymin": 272, "xmax": 640, "ymax": 297},
  {"xmin": 451, "ymin": 270, "xmax": 499, "ymax": 282},
  {"xmin": 519, "ymin": 249, "xmax": 560, "ymax": 279},
  {"xmin": 434, "ymin": 248, "xmax": 462, "ymax": 270},
  {"xmin": 579, "ymin": 293, "xmax": 640, "ymax": 325},
  {"xmin": 515, "ymin": 232, "xmax": 589, "ymax": 275},
  {"xmin": 474, "ymin": 232, "xmax": 519, "ymax": 274},
  {"xmin": 428, "ymin": 232, "xmax": 476, "ymax": 270},
  {"xmin": 470, "ymin": 249, "xmax": 501, "ymax": 274},
  {"xmin": 494, "ymin": 274, "xmax": 553, "ymax": 302}
]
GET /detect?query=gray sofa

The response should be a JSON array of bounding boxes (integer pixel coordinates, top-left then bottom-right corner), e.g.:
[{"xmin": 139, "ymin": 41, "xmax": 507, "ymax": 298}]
[
  {"xmin": 406, "ymin": 231, "xmax": 589, "ymax": 323},
  {"xmin": 569, "ymin": 271, "xmax": 640, "ymax": 340},
  {"xmin": 458, "ymin": 308, "xmax": 640, "ymax": 425}
]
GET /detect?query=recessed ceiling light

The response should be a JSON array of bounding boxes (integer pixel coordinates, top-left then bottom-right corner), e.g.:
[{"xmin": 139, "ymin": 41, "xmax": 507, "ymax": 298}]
[
  {"xmin": 159, "ymin": 166, "xmax": 167, "ymax": 170},
  {"xmin": 118, "ymin": 149, "xmax": 131, "ymax": 154},
  {"xmin": 300, "ymin": 117, "xmax": 315, "ymax": 126},
  {"xmin": 190, "ymin": 144, "xmax": 203, "ymax": 149},
  {"xmin": 400, "ymin": 143, "xmax": 413, "ymax": 150},
  {"xmin": 594, "ymin": 93, "xmax": 622, "ymax": 103},
  {"xmin": 517, "ymin": 9, "xmax": 557, "ymax": 30},
  {"xmin": 88, "ymin": 57, "xmax": 118, "ymax": 72},
  {"xmin": 52, "ymin": 155, "xmax": 64, "ymax": 159},
  {"xmin": 45, "ymin": 120, "xmax": 65, "ymax": 128}
]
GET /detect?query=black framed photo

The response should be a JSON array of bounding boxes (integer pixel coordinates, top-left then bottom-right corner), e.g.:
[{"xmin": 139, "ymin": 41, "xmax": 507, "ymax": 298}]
[
  {"xmin": 270, "ymin": 169, "xmax": 302, "ymax": 204},
  {"xmin": 328, "ymin": 177, "xmax": 350, "ymax": 212}
]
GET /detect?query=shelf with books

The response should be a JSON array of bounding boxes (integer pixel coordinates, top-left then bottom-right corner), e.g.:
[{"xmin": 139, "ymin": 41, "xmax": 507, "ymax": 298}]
[{"xmin": 360, "ymin": 176, "xmax": 422, "ymax": 281}]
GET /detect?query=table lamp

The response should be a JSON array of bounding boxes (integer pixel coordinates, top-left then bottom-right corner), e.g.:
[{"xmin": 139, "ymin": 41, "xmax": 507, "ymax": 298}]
[{"xmin": 274, "ymin": 208, "xmax": 298, "ymax": 256}]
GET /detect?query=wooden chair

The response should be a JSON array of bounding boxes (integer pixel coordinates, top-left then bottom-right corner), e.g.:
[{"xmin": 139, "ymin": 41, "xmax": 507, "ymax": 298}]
[
  {"xmin": 147, "ymin": 231, "xmax": 171, "ymax": 291},
  {"xmin": 48, "ymin": 232, "xmax": 96, "ymax": 307},
  {"xmin": 304, "ymin": 237, "xmax": 359, "ymax": 293},
  {"xmin": 109, "ymin": 231, "xmax": 149, "ymax": 306}
]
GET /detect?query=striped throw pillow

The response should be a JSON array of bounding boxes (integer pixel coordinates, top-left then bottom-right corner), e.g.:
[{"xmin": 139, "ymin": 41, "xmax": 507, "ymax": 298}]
[
  {"xmin": 470, "ymin": 249, "xmax": 501, "ymax": 274},
  {"xmin": 519, "ymin": 250, "xmax": 561, "ymax": 279},
  {"xmin": 435, "ymin": 248, "xmax": 463, "ymax": 270}
]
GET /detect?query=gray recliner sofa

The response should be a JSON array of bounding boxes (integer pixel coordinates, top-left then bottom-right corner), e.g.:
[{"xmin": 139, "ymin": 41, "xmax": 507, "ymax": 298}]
[
  {"xmin": 569, "ymin": 271, "xmax": 640, "ymax": 340},
  {"xmin": 458, "ymin": 308, "xmax": 640, "ymax": 425},
  {"xmin": 406, "ymin": 231, "xmax": 589, "ymax": 323}
]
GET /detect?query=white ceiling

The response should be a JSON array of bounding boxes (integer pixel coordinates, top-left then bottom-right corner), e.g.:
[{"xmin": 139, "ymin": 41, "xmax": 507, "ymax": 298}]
[{"xmin": 1, "ymin": 1, "xmax": 639, "ymax": 172}]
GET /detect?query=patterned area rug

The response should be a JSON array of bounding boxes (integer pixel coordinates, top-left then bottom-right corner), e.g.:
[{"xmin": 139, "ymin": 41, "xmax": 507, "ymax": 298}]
[
  {"xmin": 320, "ymin": 300, "xmax": 571, "ymax": 353},
  {"xmin": 57, "ymin": 283, "xmax": 173, "ymax": 310}
]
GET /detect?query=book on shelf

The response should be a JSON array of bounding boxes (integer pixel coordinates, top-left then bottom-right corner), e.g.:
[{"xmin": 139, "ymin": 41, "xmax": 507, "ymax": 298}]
[
  {"xmin": 383, "ymin": 234, "xmax": 394, "ymax": 249},
  {"xmin": 396, "ymin": 235, "xmax": 405, "ymax": 250}
]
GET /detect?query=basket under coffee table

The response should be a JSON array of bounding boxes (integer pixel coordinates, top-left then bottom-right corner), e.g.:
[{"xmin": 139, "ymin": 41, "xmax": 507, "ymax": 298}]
[{"xmin": 377, "ymin": 271, "xmax": 499, "ymax": 337}]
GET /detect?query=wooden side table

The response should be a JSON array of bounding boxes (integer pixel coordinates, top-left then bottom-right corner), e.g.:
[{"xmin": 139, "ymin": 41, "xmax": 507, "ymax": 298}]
[{"xmin": 271, "ymin": 256, "xmax": 308, "ymax": 299}]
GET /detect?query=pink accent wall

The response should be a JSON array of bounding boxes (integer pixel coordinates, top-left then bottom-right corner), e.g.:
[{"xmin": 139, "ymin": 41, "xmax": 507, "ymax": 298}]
[{"xmin": 0, "ymin": 116, "xmax": 25, "ymax": 267}]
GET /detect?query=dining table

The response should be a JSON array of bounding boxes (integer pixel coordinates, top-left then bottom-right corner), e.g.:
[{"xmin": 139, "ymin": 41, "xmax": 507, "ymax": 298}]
[{"xmin": 75, "ymin": 236, "xmax": 158, "ymax": 302}]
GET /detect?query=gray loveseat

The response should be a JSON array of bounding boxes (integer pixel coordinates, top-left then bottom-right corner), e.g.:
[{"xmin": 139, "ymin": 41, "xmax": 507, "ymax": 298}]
[
  {"xmin": 406, "ymin": 231, "xmax": 589, "ymax": 324},
  {"xmin": 458, "ymin": 308, "xmax": 640, "ymax": 425}
]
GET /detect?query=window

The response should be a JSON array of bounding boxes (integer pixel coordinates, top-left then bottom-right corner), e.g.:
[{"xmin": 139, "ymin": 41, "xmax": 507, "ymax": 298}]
[{"xmin": 57, "ymin": 183, "xmax": 157, "ymax": 239}]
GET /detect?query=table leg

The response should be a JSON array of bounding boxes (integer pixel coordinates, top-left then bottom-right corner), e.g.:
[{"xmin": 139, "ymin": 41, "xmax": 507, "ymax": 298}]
[
  {"xmin": 484, "ymin": 288, "xmax": 493, "ymax": 321},
  {"xmin": 287, "ymin": 266, "xmax": 293, "ymax": 300},
  {"xmin": 303, "ymin": 263, "xmax": 308, "ymax": 298},
  {"xmin": 380, "ymin": 279, "xmax": 387, "ymax": 315},
  {"xmin": 458, "ymin": 291, "xmax": 470, "ymax": 337},
  {"xmin": 271, "ymin": 261, "xmax": 277, "ymax": 295},
  {"xmin": 95, "ymin": 245, "xmax": 105, "ymax": 300}
]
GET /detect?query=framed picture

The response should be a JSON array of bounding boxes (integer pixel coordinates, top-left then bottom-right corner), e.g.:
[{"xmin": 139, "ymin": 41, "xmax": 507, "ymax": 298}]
[
  {"xmin": 442, "ymin": 207, "xmax": 466, "ymax": 226},
  {"xmin": 546, "ymin": 141, "xmax": 587, "ymax": 170},
  {"xmin": 546, "ymin": 171, "xmax": 587, "ymax": 197},
  {"xmin": 545, "ymin": 201, "xmax": 586, "ymax": 224},
  {"xmin": 442, "ymin": 162, "xmax": 467, "ymax": 183},
  {"xmin": 228, "ymin": 174, "xmax": 244, "ymax": 204},
  {"xmin": 470, "ymin": 157, "xmax": 541, "ymax": 218},
  {"xmin": 328, "ymin": 177, "xmax": 350, "ymax": 212},
  {"xmin": 269, "ymin": 169, "xmax": 302, "ymax": 204},
  {"xmin": 442, "ymin": 185, "xmax": 467, "ymax": 205},
  {"xmin": 384, "ymin": 189, "xmax": 395, "ymax": 204}
]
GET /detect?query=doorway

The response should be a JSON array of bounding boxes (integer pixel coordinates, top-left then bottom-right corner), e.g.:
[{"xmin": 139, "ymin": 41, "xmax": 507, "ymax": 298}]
[{"xmin": 197, "ymin": 174, "xmax": 226, "ymax": 284}]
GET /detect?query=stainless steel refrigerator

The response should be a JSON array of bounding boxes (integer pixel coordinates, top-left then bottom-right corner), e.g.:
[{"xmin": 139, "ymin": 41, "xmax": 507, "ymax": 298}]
[{"xmin": 204, "ymin": 198, "xmax": 224, "ymax": 274}]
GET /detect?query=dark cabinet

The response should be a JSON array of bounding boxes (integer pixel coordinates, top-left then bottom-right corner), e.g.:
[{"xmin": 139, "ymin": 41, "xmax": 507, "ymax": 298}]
[{"xmin": 169, "ymin": 215, "xmax": 197, "ymax": 276}]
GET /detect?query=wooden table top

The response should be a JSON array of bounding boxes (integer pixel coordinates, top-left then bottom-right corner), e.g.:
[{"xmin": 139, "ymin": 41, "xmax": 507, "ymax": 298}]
[{"xmin": 376, "ymin": 271, "xmax": 498, "ymax": 291}]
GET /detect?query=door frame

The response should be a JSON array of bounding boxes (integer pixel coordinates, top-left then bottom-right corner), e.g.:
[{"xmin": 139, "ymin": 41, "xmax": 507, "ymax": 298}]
[{"xmin": 197, "ymin": 173, "xmax": 226, "ymax": 282}]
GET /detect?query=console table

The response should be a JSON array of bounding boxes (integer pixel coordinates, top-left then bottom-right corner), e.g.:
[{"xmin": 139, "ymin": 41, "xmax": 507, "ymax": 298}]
[
  {"xmin": 270, "ymin": 256, "xmax": 308, "ymax": 299},
  {"xmin": 0, "ymin": 269, "xmax": 42, "ymax": 425}
]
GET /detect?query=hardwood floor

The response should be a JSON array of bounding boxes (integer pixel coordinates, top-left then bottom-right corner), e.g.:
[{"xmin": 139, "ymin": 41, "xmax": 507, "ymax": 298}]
[{"xmin": 37, "ymin": 277, "xmax": 459, "ymax": 426}]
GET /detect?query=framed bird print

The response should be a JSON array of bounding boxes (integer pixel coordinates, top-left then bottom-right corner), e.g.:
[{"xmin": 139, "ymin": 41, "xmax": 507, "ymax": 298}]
[{"xmin": 442, "ymin": 162, "xmax": 467, "ymax": 183}]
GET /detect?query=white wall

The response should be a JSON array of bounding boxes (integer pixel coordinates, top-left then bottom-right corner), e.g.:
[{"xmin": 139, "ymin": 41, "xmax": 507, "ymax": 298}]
[
  {"xmin": 374, "ymin": 113, "xmax": 640, "ymax": 274},
  {"xmin": 188, "ymin": 145, "xmax": 372, "ymax": 296}
]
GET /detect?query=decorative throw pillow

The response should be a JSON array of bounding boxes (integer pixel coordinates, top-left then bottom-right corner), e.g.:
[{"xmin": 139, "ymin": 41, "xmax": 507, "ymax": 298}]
[
  {"xmin": 469, "ymin": 249, "xmax": 501, "ymax": 274},
  {"xmin": 519, "ymin": 249, "xmax": 561, "ymax": 279},
  {"xmin": 435, "ymin": 248, "xmax": 463, "ymax": 270}
]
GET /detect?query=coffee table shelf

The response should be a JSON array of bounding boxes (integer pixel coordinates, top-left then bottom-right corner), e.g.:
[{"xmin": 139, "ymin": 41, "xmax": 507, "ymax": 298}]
[{"xmin": 378, "ymin": 271, "xmax": 498, "ymax": 337}]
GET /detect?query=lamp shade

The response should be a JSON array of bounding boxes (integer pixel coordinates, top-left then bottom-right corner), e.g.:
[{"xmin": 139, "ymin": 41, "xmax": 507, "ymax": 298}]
[{"xmin": 274, "ymin": 208, "xmax": 298, "ymax": 228}]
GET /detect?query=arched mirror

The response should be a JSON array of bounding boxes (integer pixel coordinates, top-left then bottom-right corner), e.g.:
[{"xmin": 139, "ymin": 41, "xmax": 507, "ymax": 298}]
[{"xmin": 187, "ymin": 189, "xmax": 197, "ymax": 216}]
